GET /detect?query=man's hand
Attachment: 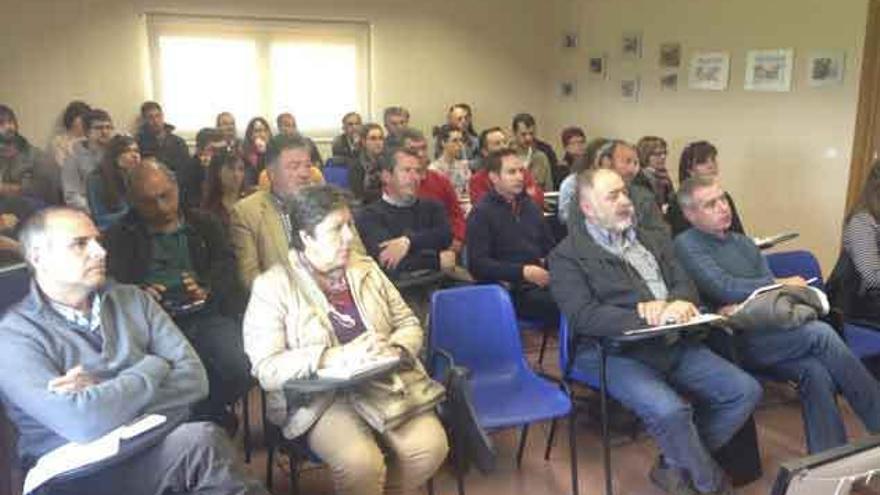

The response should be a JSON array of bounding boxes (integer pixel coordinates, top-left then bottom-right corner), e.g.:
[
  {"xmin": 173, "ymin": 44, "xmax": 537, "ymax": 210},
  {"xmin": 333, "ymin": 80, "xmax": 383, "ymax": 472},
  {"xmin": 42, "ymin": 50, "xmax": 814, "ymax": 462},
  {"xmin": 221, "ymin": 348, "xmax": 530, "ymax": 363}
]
[
  {"xmin": 718, "ymin": 304, "xmax": 739, "ymax": 317},
  {"xmin": 522, "ymin": 265, "xmax": 550, "ymax": 287},
  {"xmin": 181, "ymin": 272, "xmax": 209, "ymax": 302},
  {"xmin": 450, "ymin": 239, "xmax": 463, "ymax": 254},
  {"xmin": 776, "ymin": 276, "xmax": 808, "ymax": 287},
  {"xmin": 48, "ymin": 365, "xmax": 100, "ymax": 394},
  {"xmin": 378, "ymin": 237, "xmax": 411, "ymax": 270},
  {"xmin": 659, "ymin": 300, "xmax": 700, "ymax": 325},
  {"xmin": 637, "ymin": 300, "xmax": 668, "ymax": 326},
  {"xmin": 0, "ymin": 213, "xmax": 19, "ymax": 231},
  {"xmin": 141, "ymin": 283, "xmax": 167, "ymax": 301},
  {"xmin": 439, "ymin": 249, "xmax": 457, "ymax": 271}
]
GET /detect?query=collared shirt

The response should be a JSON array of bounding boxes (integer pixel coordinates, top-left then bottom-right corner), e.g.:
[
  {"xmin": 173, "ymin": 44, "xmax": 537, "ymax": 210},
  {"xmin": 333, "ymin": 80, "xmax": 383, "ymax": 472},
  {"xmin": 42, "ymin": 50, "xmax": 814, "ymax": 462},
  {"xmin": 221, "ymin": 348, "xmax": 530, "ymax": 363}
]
[
  {"xmin": 48, "ymin": 292, "xmax": 104, "ymax": 351},
  {"xmin": 271, "ymin": 192, "xmax": 293, "ymax": 246},
  {"xmin": 144, "ymin": 221, "xmax": 193, "ymax": 292},
  {"xmin": 585, "ymin": 220, "xmax": 669, "ymax": 300}
]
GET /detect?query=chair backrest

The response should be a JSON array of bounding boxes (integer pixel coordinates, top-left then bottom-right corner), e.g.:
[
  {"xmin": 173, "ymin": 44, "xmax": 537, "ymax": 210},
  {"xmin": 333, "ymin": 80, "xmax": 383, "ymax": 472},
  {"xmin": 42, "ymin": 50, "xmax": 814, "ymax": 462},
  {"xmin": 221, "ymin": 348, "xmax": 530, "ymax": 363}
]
[
  {"xmin": 322, "ymin": 158, "xmax": 351, "ymax": 189},
  {"xmin": 429, "ymin": 285, "xmax": 528, "ymax": 380},
  {"xmin": 559, "ymin": 315, "xmax": 572, "ymax": 375},
  {"xmin": 764, "ymin": 250, "xmax": 824, "ymax": 290},
  {"xmin": 0, "ymin": 264, "xmax": 29, "ymax": 316}
]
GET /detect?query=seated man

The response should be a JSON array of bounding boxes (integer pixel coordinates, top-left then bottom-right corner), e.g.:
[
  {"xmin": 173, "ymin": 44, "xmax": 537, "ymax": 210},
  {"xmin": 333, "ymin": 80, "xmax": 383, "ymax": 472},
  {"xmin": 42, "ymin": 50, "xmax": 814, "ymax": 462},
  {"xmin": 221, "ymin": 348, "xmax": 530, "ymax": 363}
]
[
  {"xmin": 400, "ymin": 127, "xmax": 467, "ymax": 253},
  {"xmin": 136, "ymin": 101, "xmax": 190, "ymax": 174},
  {"xmin": 674, "ymin": 176, "xmax": 880, "ymax": 454},
  {"xmin": 178, "ymin": 127, "xmax": 228, "ymax": 209},
  {"xmin": 356, "ymin": 147, "xmax": 453, "ymax": 279},
  {"xmin": 331, "ymin": 111, "xmax": 362, "ymax": 160},
  {"xmin": 467, "ymin": 148, "xmax": 557, "ymax": 322},
  {"xmin": 549, "ymin": 168, "xmax": 761, "ymax": 495},
  {"xmin": 467, "ymin": 127, "xmax": 545, "ymax": 209},
  {"xmin": 230, "ymin": 134, "xmax": 318, "ymax": 291},
  {"xmin": 511, "ymin": 113, "xmax": 553, "ymax": 192},
  {"xmin": 104, "ymin": 162, "xmax": 251, "ymax": 429},
  {"xmin": 0, "ymin": 104, "xmax": 59, "ymax": 206},
  {"xmin": 0, "ymin": 207, "xmax": 266, "ymax": 494},
  {"xmin": 275, "ymin": 112, "xmax": 323, "ymax": 166}
]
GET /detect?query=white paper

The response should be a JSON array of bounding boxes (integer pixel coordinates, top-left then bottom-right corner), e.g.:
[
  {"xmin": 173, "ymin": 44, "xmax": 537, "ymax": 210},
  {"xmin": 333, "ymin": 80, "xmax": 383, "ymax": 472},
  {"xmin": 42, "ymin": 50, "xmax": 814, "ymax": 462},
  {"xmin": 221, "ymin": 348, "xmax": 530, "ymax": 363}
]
[
  {"xmin": 316, "ymin": 355, "xmax": 400, "ymax": 380},
  {"xmin": 23, "ymin": 414, "xmax": 166, "ymax": 494},
  {"xmin": 623, "ymin": 313, "xmax": 724, "ymax": 336}
]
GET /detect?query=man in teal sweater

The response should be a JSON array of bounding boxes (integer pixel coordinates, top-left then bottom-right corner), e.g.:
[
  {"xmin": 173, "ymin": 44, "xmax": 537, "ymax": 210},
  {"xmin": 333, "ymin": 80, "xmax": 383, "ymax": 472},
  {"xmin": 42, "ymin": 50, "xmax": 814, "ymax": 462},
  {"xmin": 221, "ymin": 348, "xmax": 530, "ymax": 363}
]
[{"xmin": 0, "ymin": 207, "xmax": 266, "ymax": 494}]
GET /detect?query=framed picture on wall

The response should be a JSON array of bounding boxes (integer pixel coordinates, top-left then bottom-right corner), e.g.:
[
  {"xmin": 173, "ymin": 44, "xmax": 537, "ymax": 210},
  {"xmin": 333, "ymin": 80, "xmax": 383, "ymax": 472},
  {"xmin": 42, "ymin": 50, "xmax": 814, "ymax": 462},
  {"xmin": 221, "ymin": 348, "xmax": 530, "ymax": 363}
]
[
  {"xmin": 688, "ymin": 51, "xmax": 730, "ymax": 91},
  {"xmin": 744, "ymin": 49, "xmax": 794, "ymax": 92},
  {"xmin": 588, "ymin": 53, "xmax": 607, "ymax": 79},
  {"xmin": 621, "ymin": 78, "xmax": 640, "ymax": 102},
  {"xmin": 807, "ymin": 50, "xmax": 845, "ymax": 87},
  {"xmin": 660, "ymin": 72, "xmax": 679, "ymax": 91},
  {"xmin": 660, "ymin": 42, "xmax": 682, "ymax": 68},
  {"xmin": 558, "ymin": 80, "xmax": 577, "ymax": 100},
  {"xmin": 562, "ymin": 32, "xmax": 579, "ymax": 49},
  {"xmin": 622, "ymin": 32, "xmax": 642, "ymax": 59}
]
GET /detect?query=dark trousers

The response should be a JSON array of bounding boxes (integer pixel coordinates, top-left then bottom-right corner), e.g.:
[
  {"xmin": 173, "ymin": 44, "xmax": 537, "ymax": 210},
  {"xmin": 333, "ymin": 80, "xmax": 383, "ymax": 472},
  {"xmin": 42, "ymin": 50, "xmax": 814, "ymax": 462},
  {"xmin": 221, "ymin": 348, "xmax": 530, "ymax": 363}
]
[
  {"xmin": 175, "ymin": 310, "xmax": 252, "ymax": 418},
  {"xmin": 511, "ymin": 284, "xmax": 559, "ymax": 323}
]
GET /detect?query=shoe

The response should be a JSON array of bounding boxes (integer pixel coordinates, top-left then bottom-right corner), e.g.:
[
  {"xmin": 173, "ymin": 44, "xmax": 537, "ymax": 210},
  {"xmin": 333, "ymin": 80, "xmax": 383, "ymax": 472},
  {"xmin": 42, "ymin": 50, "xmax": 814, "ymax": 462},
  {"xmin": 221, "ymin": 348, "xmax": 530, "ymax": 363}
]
[{"xmin": 649, "ymin": 457, "xmax": 698, "ymax": 495}]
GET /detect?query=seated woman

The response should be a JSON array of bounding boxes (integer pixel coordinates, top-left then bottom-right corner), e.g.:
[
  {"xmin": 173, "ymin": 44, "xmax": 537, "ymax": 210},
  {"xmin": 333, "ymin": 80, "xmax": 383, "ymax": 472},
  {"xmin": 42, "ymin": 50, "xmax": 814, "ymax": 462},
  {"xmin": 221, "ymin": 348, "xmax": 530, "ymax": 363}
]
[
  {"xmin": 665, "ymin": 140, "xmax": 746, "ymax": 236},
  {"xmin": 836, "ymin": 161, "xmax": 880, "ymax": 325},
  {"xmin": 201, "ymin": 151, "xmax": 247, "ymax": 229},
  {"xmin": 429, "ymin": 124, "xmax": 471, "ymax": 198},
  {"xmin": 243, "ymin": 185, "xmax": 448, "ymax": 495},
  {"xmin": 636, "ymin": 136, "xmax": 675, "ymax": 211},
  {"xmin": 242, "ymin": 116, "xmax": 272, "ymax": 190},
  {"xmin": 86, "ymin": 134, "xmax": 140, "ymax": 230}
]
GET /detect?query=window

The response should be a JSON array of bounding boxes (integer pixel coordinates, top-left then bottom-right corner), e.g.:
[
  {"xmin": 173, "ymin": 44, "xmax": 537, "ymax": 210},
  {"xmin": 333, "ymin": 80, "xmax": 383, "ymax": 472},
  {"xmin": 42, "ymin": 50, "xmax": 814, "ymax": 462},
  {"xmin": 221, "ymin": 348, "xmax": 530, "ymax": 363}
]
[{"xmin": 146, "ymin": 14, "xmax": 370, "ymax": 138}]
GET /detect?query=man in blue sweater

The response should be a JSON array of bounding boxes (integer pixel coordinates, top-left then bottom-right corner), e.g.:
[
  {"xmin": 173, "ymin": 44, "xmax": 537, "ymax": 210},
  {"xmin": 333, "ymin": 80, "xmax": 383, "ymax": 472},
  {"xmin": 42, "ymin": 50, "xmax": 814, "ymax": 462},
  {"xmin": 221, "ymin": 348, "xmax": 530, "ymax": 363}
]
[
  {"xmin": 466, "ymin": 148, "xmax": 557, "ymax": 322},
  {"xmin": 674, "ymin": 176, "xmax": 880, "ymax": 454},
  {"xmin": 0, "ymin": 207, "xmax": 266, "ymax": 494}
]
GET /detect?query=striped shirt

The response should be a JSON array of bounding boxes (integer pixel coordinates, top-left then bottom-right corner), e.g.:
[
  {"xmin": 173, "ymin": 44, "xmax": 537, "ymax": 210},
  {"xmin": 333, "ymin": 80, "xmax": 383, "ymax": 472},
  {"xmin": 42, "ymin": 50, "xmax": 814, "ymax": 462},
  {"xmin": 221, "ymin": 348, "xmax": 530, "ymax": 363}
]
[{"xmin": 843, "ymin": 211, "xmax": 880, "ymax": 291}]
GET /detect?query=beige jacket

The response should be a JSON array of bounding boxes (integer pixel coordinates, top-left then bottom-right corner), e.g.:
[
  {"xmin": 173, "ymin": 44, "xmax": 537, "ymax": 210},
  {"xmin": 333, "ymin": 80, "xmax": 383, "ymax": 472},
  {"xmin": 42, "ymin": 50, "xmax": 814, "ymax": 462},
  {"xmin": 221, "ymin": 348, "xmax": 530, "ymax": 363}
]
[
  {"xmin": 230, "ymin": 190, "xmax": 289, "ymax": 291},
  {"xmin": 243, "ymin": 251, "xmax": 423, "ymax": 439}
]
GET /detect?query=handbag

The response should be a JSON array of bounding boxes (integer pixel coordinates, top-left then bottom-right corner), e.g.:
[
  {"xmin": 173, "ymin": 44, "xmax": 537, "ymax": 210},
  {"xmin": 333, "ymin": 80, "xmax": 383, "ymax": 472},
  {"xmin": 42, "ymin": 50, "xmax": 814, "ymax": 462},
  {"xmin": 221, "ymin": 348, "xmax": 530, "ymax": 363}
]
[{"xmin": 349, "ymin": 357, "xmax": 445, "ymax": 433}]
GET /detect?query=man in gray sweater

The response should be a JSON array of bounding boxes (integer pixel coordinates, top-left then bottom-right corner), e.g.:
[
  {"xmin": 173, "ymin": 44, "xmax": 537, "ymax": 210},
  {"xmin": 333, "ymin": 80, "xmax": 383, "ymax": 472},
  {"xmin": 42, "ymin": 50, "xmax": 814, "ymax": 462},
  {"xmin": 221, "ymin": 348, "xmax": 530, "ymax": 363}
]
[{"xmin": 0, "ymin": 207, "xmax": 267, "ymax": 494}]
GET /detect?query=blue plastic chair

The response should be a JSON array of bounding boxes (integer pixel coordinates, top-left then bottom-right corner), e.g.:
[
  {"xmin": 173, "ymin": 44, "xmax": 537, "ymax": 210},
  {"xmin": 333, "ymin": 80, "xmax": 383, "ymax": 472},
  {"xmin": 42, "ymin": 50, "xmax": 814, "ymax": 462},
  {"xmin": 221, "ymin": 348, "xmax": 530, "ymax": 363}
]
[
  {"xmin": 765, "ymin": 250, "xmax": 880, "ymax": 361},
  {"xmin": 322, "ymin": 158, "xmax": 351, "ymax": 189},
  {"xmin": 0, "ymin": 263, "xmax": 30, "ymax": 314},
  {"xmin": 430, "ymin": 285, "xmax": 578, "ymax": 495},
  {"xmin": 517, "ymin": 315, "xmax": 557, "ymax": 367}
]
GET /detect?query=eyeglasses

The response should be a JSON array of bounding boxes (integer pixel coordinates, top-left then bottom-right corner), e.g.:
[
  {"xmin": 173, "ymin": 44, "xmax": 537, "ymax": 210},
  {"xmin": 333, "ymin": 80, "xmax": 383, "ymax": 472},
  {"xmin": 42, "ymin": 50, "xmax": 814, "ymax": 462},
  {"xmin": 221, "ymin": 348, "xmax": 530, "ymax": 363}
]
[{"xmin": 91, "ymin": 124, "xmax": 114, "ymax": 131}]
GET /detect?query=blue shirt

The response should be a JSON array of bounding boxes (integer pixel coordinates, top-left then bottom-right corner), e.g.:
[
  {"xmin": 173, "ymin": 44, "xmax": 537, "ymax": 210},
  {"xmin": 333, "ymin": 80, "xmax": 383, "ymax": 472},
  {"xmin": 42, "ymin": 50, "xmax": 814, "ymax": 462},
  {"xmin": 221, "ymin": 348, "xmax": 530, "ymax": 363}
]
[
  {"xmin": 674, "ymin": 228, "xmax": 775, "ymax": 306},
  {"xmin": 585, "ymin": 221, "xmax": 669, "ymax": 300}
]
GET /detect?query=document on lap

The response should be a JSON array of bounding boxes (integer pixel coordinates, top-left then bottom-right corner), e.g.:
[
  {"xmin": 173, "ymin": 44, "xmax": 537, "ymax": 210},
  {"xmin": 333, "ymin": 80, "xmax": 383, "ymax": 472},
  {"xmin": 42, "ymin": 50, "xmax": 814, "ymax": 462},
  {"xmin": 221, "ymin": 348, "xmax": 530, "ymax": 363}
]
[
  {"xmin": 315, "ymin": 355, "xmax": 401, "ymax": 381},
  {"xmin": 622, "ymin": 313, "xmax": 725, "ymax": 336},
  {"xmin": 23, "ymin": 414, "xmax": 167, "ymax": 494}
]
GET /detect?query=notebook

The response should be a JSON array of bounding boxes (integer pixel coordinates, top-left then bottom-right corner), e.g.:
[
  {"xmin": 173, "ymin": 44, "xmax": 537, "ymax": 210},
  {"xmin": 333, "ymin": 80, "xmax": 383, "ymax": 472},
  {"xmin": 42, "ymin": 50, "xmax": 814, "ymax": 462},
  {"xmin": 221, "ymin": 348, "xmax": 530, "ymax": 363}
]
[
  {"xmin": 623, "ymin": 313, "xmax": 725, "ymax": 336},
  {"xmin": 316, "ymin": 355, "xmax": 401, "ymax": 381}
]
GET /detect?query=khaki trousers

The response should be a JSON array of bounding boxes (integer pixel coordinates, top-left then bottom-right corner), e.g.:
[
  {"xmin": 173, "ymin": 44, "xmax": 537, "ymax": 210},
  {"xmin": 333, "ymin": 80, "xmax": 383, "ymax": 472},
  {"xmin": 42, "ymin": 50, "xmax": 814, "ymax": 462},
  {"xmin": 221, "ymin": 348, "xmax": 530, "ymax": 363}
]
[{"xmin": 307, "ymin": 397, "xmax": 449, "ymax": 495}]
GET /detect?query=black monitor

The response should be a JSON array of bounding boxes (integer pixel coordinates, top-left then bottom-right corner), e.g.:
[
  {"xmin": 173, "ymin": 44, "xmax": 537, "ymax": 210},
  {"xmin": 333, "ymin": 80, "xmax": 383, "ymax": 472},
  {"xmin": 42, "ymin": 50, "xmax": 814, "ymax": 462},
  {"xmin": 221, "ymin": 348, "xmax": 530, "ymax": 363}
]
[{"xmin": 772, "ymin": 435, "xmax": 880, "ymax": 495}]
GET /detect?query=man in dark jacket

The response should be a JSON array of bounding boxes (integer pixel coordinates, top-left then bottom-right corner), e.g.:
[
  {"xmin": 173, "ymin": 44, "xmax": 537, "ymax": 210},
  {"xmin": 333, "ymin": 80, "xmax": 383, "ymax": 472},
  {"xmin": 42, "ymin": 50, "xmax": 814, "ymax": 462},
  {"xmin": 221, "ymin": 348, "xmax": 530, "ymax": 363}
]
[
  {"xmin": 549, "ymin": 168, "xmax": 761, "ymax": 495},
  {"xmin": 103, "ymin": 161, "xmax": 250, "ymax": 431},
  {"xmin": 136, "ymin": 101, "xmax": 190, "ymax": 174},
  {"xmin": 356, "ymin": 147, "xmax": 453, "ymax": 279},
  {"xmin": 466, "ymin": 148, "xmax": 557, "ymax": 321}
]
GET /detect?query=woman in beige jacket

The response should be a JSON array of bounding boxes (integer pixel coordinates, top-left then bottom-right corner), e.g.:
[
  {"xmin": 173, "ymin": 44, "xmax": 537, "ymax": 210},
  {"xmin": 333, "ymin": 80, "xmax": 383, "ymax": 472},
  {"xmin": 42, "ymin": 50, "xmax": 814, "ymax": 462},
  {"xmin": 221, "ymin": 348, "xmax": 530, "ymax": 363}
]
[{"xmin": 243, "ymin": 185, "xmax": 448, "ymax": 495}]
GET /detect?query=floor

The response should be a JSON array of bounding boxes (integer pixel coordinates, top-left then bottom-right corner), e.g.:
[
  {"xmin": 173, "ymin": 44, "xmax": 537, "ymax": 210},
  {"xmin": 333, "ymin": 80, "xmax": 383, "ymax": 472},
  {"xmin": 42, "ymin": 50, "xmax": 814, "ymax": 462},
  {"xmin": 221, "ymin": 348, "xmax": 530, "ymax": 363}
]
[{"xmin": 235, "ymin": 333, "xmax": 873, "ymax": 495}]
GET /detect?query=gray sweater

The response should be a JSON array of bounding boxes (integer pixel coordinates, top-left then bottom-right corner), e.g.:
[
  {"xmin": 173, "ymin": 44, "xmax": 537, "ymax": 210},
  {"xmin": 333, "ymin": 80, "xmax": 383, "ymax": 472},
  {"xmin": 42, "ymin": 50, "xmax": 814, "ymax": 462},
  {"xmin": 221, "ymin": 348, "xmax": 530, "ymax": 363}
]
[{"xmin": 0, "ymin": 281, "xmax": 208, "ymax": 463}]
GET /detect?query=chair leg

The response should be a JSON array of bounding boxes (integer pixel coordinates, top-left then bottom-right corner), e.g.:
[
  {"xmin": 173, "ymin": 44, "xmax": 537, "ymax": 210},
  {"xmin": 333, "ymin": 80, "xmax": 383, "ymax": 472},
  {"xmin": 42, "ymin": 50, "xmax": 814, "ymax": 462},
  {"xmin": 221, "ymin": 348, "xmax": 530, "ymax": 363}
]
[
  {"xmin": 545, "ymin": 419, "xmax": 558, "ymax": 460},
  {"xmin": 569, "ymin": 412, "xmax": 579, "ymax": 495},
  {"xmin": 456, "ymin": 470, "xmax": 466, "ymax": 495},
  {"xmin": 538, "ymin": 330, "xmax": 550, "ymax": 367},
  {"xmin": 242, "ymin": 390, "xmax": 251, "ymax": 463},
  {"xmin": 516, "ymin": 424, "xmax": 530, "ymax": 468},
  {"xmin": 426, "ymin": 477, "xmax": 435, "ymax": 495},
  {"xmin": 289, "ymin": 452, "xmax": 299, "ymax": 495},
  {"xmin": 266, "ymin": 445, "xmax": 274, "ymax": 491},
  {"xmin": 599, "ymin": 346, "xmax": 613, "ymax": 495}
]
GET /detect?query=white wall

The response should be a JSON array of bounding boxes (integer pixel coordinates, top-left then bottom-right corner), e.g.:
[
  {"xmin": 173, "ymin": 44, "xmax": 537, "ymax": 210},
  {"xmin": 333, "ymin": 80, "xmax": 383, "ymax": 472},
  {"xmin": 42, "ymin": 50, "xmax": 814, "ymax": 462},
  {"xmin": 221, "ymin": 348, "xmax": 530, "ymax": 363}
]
[{"xmin": 544, "ymin": 0, "xmax": 870, "ymax": 269}]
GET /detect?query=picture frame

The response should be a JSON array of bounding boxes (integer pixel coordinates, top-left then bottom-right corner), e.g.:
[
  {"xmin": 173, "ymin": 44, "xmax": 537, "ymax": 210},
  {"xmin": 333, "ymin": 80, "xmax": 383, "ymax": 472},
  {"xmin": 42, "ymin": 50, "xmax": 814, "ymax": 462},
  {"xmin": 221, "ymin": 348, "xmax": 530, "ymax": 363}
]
[
  {"xmin": 688, "ymin": 51, "xmax": 730, "ymax": 91},
  {"xmin": 807, "ymin": 50, "xmax": 845, "ymax": 87},
  {"xmin": 660, "ymin": 72, "xmax": 679, "ymax": 92},
  {"xmin": 562, "ymin": 32, "xmax": 579, "ymax": 50},
  {"xmin": 588, "ymin": 53, "xmax": 607, "ymax": 79},
  {"xmin": 558, "ymin": 80, "xmax": 577, "ymax": 100},
  {"xmin": 622, "ymin": 32, "xmax": 642, "ymax": 59},
  {"xmin": 659, "ymin": 42, "xmax": 682, "ymax": 68},
  {"xmin": 620, "ymin": 77, "xmax": 640, "ymax": 102},
  {"xmin": 744, "ymin": 49, "xmax": 794, "ymax": 92}
]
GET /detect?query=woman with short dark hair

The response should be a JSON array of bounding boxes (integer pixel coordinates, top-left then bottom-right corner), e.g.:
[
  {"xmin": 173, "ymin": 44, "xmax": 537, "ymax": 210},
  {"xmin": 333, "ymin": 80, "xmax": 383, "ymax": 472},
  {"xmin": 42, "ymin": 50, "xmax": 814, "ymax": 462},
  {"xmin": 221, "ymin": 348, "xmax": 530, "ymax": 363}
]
[
  {"xmin": 666, "ymin": 140, "xmax": 746, "ymax": 236},
  {"xmin": 243, "ymin": 185, "xmax": 448, "ymax": 495}
]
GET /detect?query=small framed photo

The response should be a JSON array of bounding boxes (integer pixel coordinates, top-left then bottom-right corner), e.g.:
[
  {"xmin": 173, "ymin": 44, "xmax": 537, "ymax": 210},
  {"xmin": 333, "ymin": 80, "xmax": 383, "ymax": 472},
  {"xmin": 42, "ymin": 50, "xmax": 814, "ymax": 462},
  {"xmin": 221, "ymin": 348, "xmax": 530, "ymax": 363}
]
[
  {"xmin": 621, "ymin": 78, "xmax": 640, "ymax": 102},
  {"xmin": 558, "ymin": 80, "xmax": 577, "ymax": 100},
  {"xmin": 622, "ymin": 32, "xmax": 642, "ymax": 59},
  {"xmin": 744, "ymin": 49, "xmax": 794, "ymax": 92},
  {"xmin": 588, "ymin": 54, "xmax": 606, "ymax": 79},
  {"xmin": 807, "ymin": 50, "xmax": 845, "ymax": 87},
  {"xmin": 562, "ymin": 32, "xmax": 579, "ymax": 49},
  {"xmin": 688, "ymin": 51, "xmax": 730, "ymax": 91},
  {"xmin": 660, "ymin": 72, "xmax": 679, "ymax": 92},
  {"xmin": 660, "ymin": 42, "xmax": 682, "ymax": 68}
]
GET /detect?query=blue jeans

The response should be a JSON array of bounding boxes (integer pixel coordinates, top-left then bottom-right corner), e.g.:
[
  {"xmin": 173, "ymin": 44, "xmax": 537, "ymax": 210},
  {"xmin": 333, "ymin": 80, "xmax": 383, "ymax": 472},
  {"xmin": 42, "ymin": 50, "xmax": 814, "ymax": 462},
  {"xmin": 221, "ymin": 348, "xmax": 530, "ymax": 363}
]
[
  {"xmin": 738, "ymin": 320, "xmax": 880, "ymax": 453},
  {"xmin": 575, "ymin": 340, "xmax": 762, "ymax": 493}
]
